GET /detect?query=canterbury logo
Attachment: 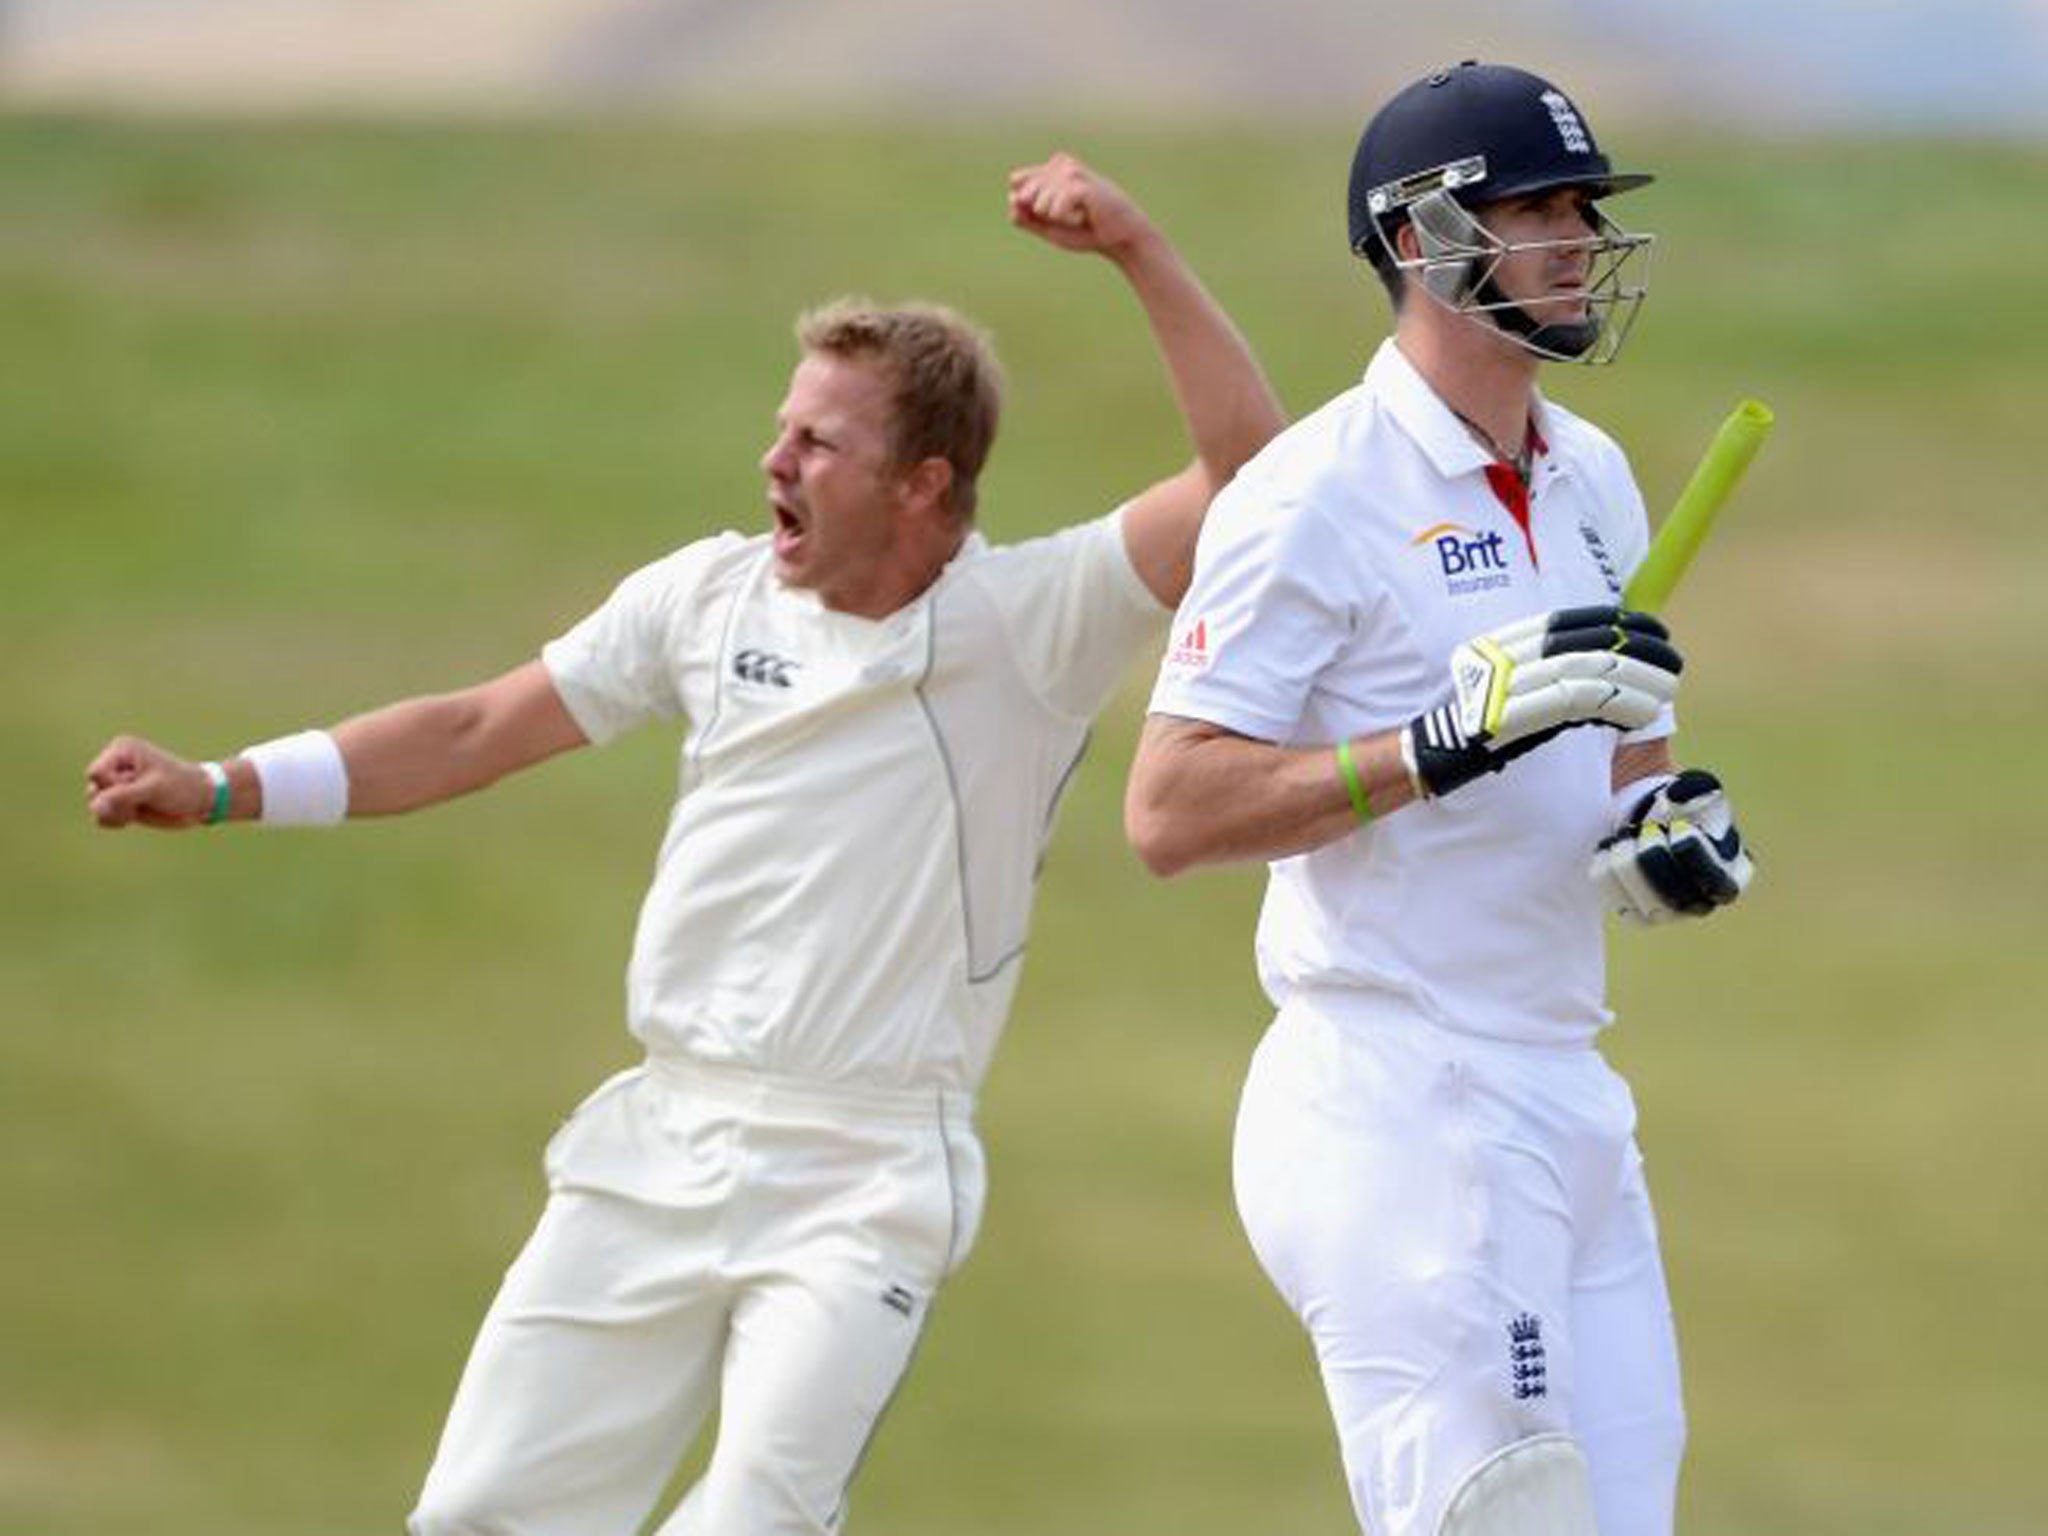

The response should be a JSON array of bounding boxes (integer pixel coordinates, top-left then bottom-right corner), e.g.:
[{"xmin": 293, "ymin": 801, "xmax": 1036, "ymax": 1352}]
[{"xmin": 732, "ymin": 648, "xmax": 800, "ymax": 688}]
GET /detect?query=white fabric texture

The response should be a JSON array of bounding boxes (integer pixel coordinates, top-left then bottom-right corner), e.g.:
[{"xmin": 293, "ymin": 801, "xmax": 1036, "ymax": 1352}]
[
  {"xmin": 1233, "ymin": 994, "xmax": 1683, "ymax": 1536},
  {"xmin": 409, "ymin": 1060, "xmax": 984, "ymax": 1536},
  {"xmin": 1150, "ymin": 339, "xmax": 1671, "ymax": 1046},
  {"xmin": 542, "ymin": 510, "xmax": 1163, "ymax": 1095},
  {"xmin": 1158, "ymin": 338, "xmax": 1689, "ymax": 1536},
  {"xmin": 414, "ymin": 505, "xmax": 1161, "ymax": 1535},
  {"xmin": 241, "ymin": 727, "xmax": 349, "ymax": 824},
  {"xmin": 1437, "ymin": 1435, "xmax": 1598, "ymax": 1536}
]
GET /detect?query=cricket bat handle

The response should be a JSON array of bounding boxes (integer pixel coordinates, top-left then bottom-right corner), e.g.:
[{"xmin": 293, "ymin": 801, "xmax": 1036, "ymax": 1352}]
[{"xmin": 1624, "ymin": 399, "xmax": 1775, "ymax": 613}]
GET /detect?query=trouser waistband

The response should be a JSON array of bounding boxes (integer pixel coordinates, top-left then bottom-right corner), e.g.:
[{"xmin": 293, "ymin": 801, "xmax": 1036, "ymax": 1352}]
[
  {"xmin": 1283, "ymin": 984, "xmax": 1602, "ymax": 1055},
  {"xmin": 644, "ymin": 1054, "xmax": 976, "ymax": 1128}
]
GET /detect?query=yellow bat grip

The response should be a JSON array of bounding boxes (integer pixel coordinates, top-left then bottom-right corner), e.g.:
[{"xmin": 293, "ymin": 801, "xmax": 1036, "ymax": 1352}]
[{"xmin": 1624, "ymin": 399, "xmax": 1775, "ymax": 613}]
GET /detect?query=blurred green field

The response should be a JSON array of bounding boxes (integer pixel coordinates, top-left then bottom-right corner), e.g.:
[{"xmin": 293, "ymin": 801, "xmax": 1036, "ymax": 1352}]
[{"xmin": 5, "ymin": 115, "xmax": 2045, "ymax": 1535}]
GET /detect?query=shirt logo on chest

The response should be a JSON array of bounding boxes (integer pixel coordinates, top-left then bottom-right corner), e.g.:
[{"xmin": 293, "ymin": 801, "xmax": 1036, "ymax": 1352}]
[
  {"xmin": 1411, "ymin": 521, "xmax": 1514, "ymax": 597},
  {"xmin": 732, "ymin": 647, "xmax": 801, "ymax": 689}
]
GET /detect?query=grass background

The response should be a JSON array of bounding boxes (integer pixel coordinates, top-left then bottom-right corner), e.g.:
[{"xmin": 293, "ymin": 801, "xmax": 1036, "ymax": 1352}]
[{"xmin": 4, "ymin": 116, "xmax": 2045, "ymax": 1534}]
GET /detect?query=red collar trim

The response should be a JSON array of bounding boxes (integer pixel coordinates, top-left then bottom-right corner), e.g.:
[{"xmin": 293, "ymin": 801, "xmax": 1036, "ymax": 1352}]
[{"xmin": 1482, "ymin": 414, "xmax": 1545, "ymax": 568}]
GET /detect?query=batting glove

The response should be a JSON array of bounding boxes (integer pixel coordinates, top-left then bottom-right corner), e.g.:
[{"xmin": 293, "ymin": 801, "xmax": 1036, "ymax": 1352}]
[
  {"xmin": 1589, "ymin": 768, "xmax": 1754, "ymax": 923},
  {"xmin": 1403, "ymin": 606, "xmax": 1684, "ymax": 798}
]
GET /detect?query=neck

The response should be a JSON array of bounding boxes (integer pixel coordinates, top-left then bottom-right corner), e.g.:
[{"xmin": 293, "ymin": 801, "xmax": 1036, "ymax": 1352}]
[
  {"xmin": 824, "ymin": 521, "xmax": 969, "ymax": 619},
  {"xmin": 1396, "ymin": 302, "xmax": 1541, "ymax": 464}
]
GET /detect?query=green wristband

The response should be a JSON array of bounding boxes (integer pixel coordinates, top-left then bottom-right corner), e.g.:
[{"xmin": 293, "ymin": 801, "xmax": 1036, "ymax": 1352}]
[
  {"xmin": 202, "ymin": 761, "xmax": 231, "ymax": 826},
  {"xmin": 1335, "ymin": 738, "xmax": 1373, "ymax": 823}
]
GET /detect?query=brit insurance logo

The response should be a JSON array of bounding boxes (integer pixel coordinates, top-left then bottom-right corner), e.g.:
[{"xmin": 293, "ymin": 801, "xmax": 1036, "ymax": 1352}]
[{"xmin": 1412, "ymin": 521, "xmax": 1513, "ymax": 597}]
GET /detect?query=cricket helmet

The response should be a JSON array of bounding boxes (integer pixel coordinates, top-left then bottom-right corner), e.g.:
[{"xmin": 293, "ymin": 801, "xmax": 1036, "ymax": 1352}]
[{"xmin": 1346, "ymin": 61, "xmax": 1656, "ymax": 364}]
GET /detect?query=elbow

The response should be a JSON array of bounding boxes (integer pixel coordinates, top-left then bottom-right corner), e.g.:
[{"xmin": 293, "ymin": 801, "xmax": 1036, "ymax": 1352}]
[
  {"xmin": 1209, "ymin": 398, "xmax": 1286, "ymax": 486},
  {"xmin": 1187, "ymin": 462, "xmax": 1234, "ymax": 516},
  {"xmin": 1124, "ymin": 792, "xmax": 1196, "ymax": 880}
]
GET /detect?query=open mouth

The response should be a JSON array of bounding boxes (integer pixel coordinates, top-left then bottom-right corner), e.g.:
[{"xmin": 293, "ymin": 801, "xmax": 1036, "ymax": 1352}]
[{"xmin": 770, "ymin": 496, "xmax": 805, "ymax": 552}]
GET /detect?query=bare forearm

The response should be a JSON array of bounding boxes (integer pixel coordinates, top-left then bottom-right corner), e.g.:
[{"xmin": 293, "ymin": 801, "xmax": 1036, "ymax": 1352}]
[
  {"xmin": 328, "ymin": 693, "xmax": 510, "ymax": 815},
  {"xmin": 1126, "ymin": 716, "xmax": 1419, "ymax": 877},
  {"xmin": 1109, "ymin": 230, "xmax": 1286, "ymax": 604},
  {"xmin": 82, "ymin": 699, "xmax": 489, "ymax": 829},
  {"xmin": 329, "ymin": 662, "xmax": 587, "ymax": 816},
  {"xmin": 1111, "ymin": 228, "xmax": 1284, "ymax": 485},
  {"xmin": 1007, "ymin": 152, "xmax": 1284, "ymax": 605},
  {"xmin": 1612, "ymin": 735, "xmax": 1677, "ymax": 795},
  {"xmin": 86, "ymin": 662, "xmax": 585, "ymax": 830}
]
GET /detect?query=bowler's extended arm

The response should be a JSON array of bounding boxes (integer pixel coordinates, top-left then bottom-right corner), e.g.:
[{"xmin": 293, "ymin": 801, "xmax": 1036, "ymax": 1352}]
[
  {"xmin": 87, "ymin": 660, "xmax": 587, "ymax": 829},
  {"xmin": 1009, "ymin": 153, "xmax": 1285, "ymax": 604}
]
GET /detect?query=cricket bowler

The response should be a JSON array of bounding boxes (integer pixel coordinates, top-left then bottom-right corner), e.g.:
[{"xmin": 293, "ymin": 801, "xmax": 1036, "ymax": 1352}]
[{"xmin": 86, "ymin": 153, "xmax": 1283, "ymax": 1536}]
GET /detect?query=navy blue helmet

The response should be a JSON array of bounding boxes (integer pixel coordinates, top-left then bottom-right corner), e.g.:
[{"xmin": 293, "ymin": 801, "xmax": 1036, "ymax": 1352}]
[{"xmin": 1347, "ymin": 62, "xmax": 1656, "ymax": 363}]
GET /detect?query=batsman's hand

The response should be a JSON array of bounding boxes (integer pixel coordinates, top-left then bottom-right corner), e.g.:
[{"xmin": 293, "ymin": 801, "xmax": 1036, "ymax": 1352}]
[
  {"xmin": 86, "ymin": 735, "xmax": 211, "ymax": 830},
  {"xmin": 1007, "ymin": 152, "xmax": 1155, "ymax": 260},
  {"xmin": 1589, "ymin": 768, "xmax": 1754, "ymax": 923},
  {"xmin": 1405, "ymin": 606, "xmax": 1682, "ymax": 798}
]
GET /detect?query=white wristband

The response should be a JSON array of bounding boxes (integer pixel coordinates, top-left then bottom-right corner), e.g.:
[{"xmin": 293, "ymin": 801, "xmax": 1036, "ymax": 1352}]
[
  {"xmin": 199, "ymin": 759, "xmax": 231, "ymax": 825},
  {"xmin": 242, "ymin": 729, "xmax": 350, "ymax": 825},
  {"xmin": 1396, "ymin": 727, "xmax": 1429, "ymax": 800}
]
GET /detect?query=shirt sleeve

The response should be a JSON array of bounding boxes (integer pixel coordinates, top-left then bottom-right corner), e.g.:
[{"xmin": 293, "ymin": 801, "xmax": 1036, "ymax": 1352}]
[
  {"xmin": 980, "ymin": 508, "xmax": 1169, "ymax": 722},
  {"xmin": 1147, "ymin": 479, "xmax": 1353, "ymax": 744},
  {"xmin": 541, "ymin": 536, "xmax": 738, "ymax": 744}
]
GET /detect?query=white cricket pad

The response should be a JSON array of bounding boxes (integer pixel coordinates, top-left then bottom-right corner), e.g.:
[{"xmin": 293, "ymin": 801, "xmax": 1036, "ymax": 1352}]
[{"xmin": 1437, "ymin": 1433, "xmax": 1598, "ymax": 1536}]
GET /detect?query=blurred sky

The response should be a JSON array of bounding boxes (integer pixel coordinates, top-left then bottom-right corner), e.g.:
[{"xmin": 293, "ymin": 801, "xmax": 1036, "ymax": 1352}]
[{"xmin": 4, "ymin": 0, "xmax": 2047, "ymax": 132}]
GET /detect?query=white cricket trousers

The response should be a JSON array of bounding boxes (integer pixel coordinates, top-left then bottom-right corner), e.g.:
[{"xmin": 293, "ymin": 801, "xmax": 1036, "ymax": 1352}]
[
  {"xmin": 408, "ymin": 1056, "xmax": 984, "ymax": 1536},
  {"xmin": 1233, "ymin": 993, "xmax": 1685, "ymax": 1536}
]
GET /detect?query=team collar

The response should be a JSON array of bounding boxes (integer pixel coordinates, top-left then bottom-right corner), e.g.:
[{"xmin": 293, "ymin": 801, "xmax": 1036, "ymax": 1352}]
[{"xmin": 1364, "ymin": 339, "xmax": 1559, "ymax": 483}]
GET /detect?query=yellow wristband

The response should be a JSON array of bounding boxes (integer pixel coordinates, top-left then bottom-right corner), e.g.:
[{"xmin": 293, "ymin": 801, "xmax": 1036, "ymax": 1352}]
[{"xmin": 1335, "ymin": 738, "xmax": 1373, "ymax": 823}]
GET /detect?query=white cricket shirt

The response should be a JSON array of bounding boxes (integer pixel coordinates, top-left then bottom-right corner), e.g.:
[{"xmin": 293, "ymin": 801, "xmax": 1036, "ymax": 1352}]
[
  {"xmin": 1151, "ymin": 340, "xmax": 1672, "ymax": 1046},
  {"xmin": 542, "ymin": 510, "xmax": 1163, "ymax": 1095}
]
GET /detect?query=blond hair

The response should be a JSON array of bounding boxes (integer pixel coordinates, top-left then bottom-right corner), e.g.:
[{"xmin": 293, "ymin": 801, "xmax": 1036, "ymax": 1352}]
[{"xmin": 795, "ymin": 299, "xmax": 1003, "ymax": 522}]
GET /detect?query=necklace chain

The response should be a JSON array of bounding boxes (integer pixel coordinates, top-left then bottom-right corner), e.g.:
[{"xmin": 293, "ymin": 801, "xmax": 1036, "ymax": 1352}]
[{"xmin": 1452, "ymin": 408, "xmax": 1533, "ymax": 484}]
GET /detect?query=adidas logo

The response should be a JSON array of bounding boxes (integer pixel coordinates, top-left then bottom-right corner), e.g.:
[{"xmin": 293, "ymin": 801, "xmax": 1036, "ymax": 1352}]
[{"xmin": 1167, "ymin": 618, "xmax": 1209, "ymax": 672}]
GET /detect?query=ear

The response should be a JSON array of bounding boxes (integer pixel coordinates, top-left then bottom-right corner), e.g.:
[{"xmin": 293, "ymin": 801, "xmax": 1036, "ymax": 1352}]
[
  {"xmin": 898, "ymin": 456, "xmax": 955, "ymax": 519},
  {"xmin": 1394, "ymin": 218, "xmax": 1422, "ymax": 263}
]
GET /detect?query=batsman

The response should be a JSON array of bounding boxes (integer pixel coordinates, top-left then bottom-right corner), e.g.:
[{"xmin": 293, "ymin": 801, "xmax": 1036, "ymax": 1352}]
[
  {"xmin": 1127, "ymin": 62, "xmax": 1756, "ymax": 1536},
  {"xmin": 85, "ymin": 153, "xmax": 1284, "ymax": 1535}
]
